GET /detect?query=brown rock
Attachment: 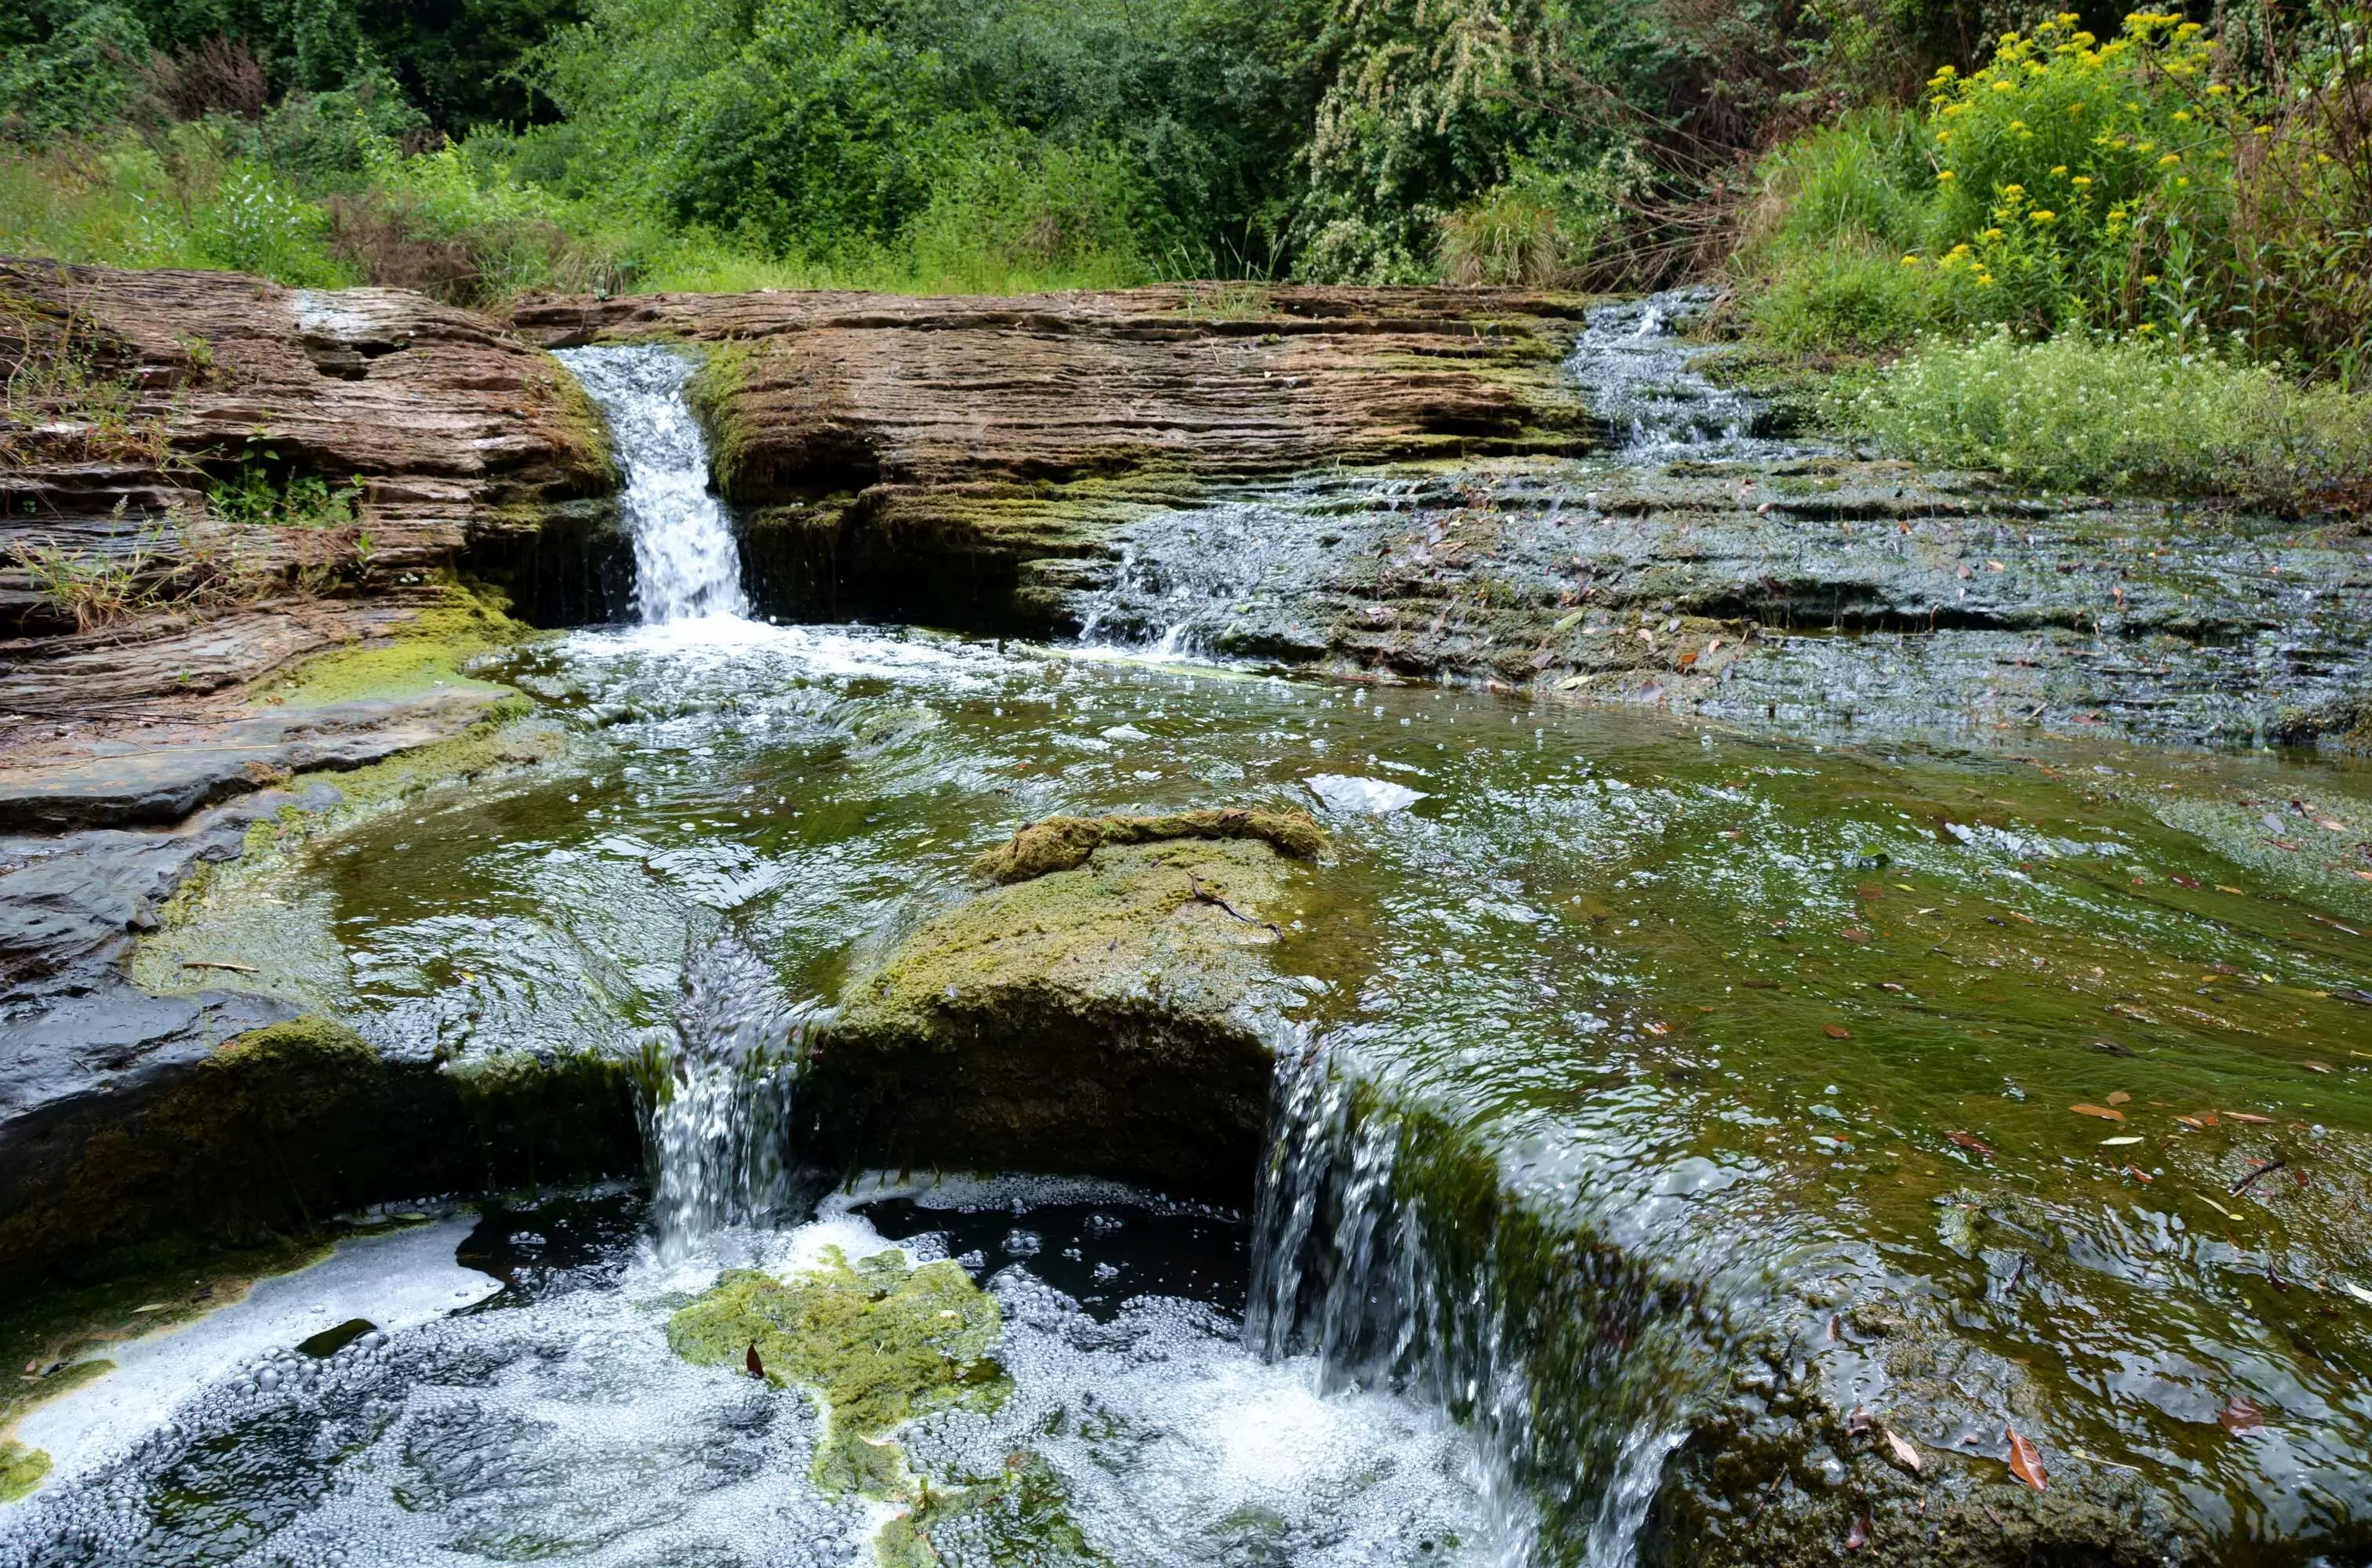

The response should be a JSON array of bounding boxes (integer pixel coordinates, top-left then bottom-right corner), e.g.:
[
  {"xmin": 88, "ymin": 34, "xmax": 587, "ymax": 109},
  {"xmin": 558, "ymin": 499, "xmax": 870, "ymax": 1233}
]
[
  {"xmin": 969, "ymin": 808, "xmax": 1329, "ymax": 884},
  {"xmin": 1, "ymin": 260, "xmax": 614, "ymax": 712},
  {"xmin": 510, "ymin": 283, "xmax": 1596, "ymax": 623}
]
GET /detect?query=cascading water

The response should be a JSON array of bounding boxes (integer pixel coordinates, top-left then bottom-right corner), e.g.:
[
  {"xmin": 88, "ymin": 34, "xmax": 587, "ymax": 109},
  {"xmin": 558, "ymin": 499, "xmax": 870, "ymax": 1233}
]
[
  {"xmin": 557, "ymin": 345, "xmax": 750, "ymax": 622},
  {"xmin": 643, "ymin": 921, "xmax": 808, "ymax": 1257},
  {"xmin": 1248, "ymin": 1036, "xmax": 1697, "ymax": 1568},
  {"xmin": 1564, "ymin": 289, "xmax": 1770, "ymax": 455},
  {"xmin": 556, "ymin": 346, "xmax": 787, "ymax": 1258}
]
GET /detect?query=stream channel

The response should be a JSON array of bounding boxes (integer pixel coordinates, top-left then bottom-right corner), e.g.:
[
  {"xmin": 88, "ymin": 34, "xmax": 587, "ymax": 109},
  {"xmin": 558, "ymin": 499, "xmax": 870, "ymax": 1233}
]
[{"xmin": 5, "ymin": 301, "xmax": 2372, "ymax": 1566}]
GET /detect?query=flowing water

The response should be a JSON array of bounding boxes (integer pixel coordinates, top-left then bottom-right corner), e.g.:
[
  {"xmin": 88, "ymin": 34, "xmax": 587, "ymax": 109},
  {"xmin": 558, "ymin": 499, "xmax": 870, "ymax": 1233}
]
[{"xmin": 9, "ymin": 320, "xmax": 2372, "ymax": 1566}]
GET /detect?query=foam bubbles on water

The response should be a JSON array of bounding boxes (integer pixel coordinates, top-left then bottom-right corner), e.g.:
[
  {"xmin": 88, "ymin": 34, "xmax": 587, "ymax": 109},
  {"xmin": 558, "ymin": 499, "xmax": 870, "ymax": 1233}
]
[{"xmin": 0, "ymin": 1199, "xmax": 1507, "ymax": 1568}]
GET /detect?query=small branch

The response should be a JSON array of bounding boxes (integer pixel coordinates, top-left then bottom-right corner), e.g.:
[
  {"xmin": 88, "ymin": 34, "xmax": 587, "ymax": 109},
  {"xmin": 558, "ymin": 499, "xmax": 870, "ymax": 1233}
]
[
  {"xmin": 2231, "ymin": 1158, "xmax": 2287, "ymax": 1196},
  {"xmin": 1188, "ymin": 874, "xmax": 1280, "ymax": 935},
  {"xmin": 181, "ymin": 958, "xmax": 260, "ymax": 973}
]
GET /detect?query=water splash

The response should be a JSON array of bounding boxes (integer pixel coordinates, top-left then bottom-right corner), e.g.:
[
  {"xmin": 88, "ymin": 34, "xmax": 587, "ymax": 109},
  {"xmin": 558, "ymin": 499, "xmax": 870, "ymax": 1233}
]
[
  {"xmin": 1565, "ymin": 290, "xmax": 1770, "ymax": 456},
  {"xmin": 1248, "ymin": 1034, "xmax": 1695, "ymax": 1568},
  {"xmin": 557, "ymin": 345, "xmax": 750, "ymax": 623},
  {"xmin": 644, "ymin": 924, "xmax": 807, "ymax": 1257}
]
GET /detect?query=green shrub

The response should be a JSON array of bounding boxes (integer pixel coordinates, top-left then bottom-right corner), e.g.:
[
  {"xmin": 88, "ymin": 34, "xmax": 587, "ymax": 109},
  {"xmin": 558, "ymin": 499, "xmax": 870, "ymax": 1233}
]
[
  {"xmin": 1844, "ymin": 329, "xmax": 2372, "ymax": 507},
  {"xmin": 184, "ymin": 159, "xmax": 346, "ymax": 283},
  {"xmin": 1748, "ymin": 245, "xmax": 1948, "ymax": 352}
]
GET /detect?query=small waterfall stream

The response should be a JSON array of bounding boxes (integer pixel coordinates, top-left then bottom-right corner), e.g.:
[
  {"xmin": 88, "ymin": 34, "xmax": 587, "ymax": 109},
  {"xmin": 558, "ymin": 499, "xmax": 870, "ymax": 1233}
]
[{"xmin": 557, "ymin": 345, "xmax": 750, "ymax": 623}]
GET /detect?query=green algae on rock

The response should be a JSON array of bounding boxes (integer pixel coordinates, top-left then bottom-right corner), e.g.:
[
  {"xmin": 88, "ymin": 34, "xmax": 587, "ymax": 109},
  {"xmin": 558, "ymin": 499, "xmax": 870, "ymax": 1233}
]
[
  {"xmin": 0, "ymin": 1436, "xmax": 50, "ymax": 1504},
  {"xmin": 667, "ymin": 1248, "xmax": 1008, "ymax": 1499},
  {"xmin": 970, "ymin": 808, "xmax": 1329, "ymax": 884},
  {"xmin": 815, "ymin": 837, "xmax": 1305, "ymax": 1199}
]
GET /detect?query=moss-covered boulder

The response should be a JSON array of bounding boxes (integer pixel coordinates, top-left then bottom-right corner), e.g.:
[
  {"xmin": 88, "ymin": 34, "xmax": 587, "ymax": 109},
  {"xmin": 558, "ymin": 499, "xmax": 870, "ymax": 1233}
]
[
  {"xmin": 812, "ymin": 836, "xmax": 1304, "ymax": 1200},
  {"xmin": 668, "ymin": 1248, "xmax": 1008, "ymax": 1500},
  {"xmin": 969, "ymin": 808, "xmax": 1328, "ymax": 884}
]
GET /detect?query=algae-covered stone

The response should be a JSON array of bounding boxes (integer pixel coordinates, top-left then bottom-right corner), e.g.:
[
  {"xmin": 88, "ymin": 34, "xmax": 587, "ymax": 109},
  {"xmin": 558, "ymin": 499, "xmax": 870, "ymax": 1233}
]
[
  {"xmin": 969, "ymin": 808, "xmax": 1328, "ymax": 884},
  {"xmin": 0, "ymin": 1437, "xmax": 51, "ymax": 1503},
  {"xmin": 879, "ymin": 1452, "xmax": 1110, "ymax": 1568},
  {"xmin": 667, "ymin": 1248, "xmax": 1007, "ymax": 1499},
  {"xmin": 815, "ymin": 837, "xmax": 1304, "ymax": 1200}
]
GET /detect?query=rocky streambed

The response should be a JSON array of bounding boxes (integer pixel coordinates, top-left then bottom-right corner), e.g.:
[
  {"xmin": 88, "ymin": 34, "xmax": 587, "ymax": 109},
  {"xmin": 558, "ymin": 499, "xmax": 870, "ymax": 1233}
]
[{"xmin": 3, "ymin": 261, "xmax": 2372, "ymax": 1567}]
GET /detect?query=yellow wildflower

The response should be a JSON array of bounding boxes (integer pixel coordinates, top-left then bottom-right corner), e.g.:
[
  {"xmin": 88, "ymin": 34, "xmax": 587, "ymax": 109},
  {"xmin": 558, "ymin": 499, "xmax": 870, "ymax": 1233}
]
[{"xmin": 2029, "ymin": 209, "xmax": 2057, "ymax": 221}]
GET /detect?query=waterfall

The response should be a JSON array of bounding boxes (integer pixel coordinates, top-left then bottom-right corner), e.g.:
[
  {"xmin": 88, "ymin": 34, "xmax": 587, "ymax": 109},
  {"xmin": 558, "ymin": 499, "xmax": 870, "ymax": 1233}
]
[
  {"xmin": 557, "ymin": 345, "xmax": 750, "ymax": 623},
  {"xmin": 1564, "ymin": 290, "xmax": 1768, "ymax": 456},
  {"xmin": 643, "ymin": 923, "xmax": 808, "ymax": 1259},
  {"xmin": 1248, "ymin": 1036, "xmax": 1695, "ymax": 1568}
]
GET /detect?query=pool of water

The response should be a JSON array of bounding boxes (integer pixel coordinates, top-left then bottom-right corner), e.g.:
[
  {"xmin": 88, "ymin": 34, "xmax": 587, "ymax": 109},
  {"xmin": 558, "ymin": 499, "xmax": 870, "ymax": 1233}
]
[{"xmin": 27, "ymin": 610, "xmax": 2372, "ymax": 1560}]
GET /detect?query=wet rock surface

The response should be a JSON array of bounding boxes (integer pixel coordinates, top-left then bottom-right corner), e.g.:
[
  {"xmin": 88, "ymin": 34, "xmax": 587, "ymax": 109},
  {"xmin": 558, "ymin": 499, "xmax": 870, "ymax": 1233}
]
[
  {"xmin": 815, "ymin": 836, "xmax": 1309, "ymax": 1200},
  {"xmin": 1, "ymin": 260, "xmax": 619, "ymax": 712},
  {"xmin": 1056, "ymin": 296, "xmax": 2372, "ymax": 751}
]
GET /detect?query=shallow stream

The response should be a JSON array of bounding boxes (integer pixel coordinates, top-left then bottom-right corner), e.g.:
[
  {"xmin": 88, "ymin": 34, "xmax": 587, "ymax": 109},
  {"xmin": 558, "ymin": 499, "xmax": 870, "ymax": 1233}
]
[{"xmin": 7, "ymin": 308, "xmax": 2372, "ymax": 1565}]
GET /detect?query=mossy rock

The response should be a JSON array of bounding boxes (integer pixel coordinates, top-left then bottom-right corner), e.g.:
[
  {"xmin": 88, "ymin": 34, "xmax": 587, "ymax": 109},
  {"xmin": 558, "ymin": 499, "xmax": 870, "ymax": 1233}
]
[
  {"xmin": 668, "ymin": 1248, "xmax": 1007, "ymax": 1500},
  {"xmin": 879, "ymin": 1451, "xmax": 1110, "ymax": 1568},
  {"xmin": 969, "ymin": 808, "xmax": 1328, "ymax": 884},
  {"xmin": 0, "ymin": 1437, "xmax": 52, "ymax": 1503},
  {"xmin": 813, "ymin": 837, "xmax": 1304, "ymax": 1200}
]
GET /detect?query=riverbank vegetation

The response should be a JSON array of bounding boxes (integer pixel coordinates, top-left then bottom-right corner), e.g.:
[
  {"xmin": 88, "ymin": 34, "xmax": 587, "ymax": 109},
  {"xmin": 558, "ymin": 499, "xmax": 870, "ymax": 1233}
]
[{"xmin": 4, "ymin": 0, "xmax": 2370, "ymax": 505}]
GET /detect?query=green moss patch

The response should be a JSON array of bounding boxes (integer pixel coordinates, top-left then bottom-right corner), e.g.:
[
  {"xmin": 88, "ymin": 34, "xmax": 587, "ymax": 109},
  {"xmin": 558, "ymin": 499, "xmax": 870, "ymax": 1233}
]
[
  {"xmin": 667, "ymin": 1248, "xmax": 1008, "ymax": 1500},
  {"xmin": 0, "ymin": 1438, "xmax": 51, "ymax": 1503},
  {"xmin": 970, "ymin": 808, "xmax": 1328, "ymax": 884},
  {"xmin": 257, "ymin": 581, "xmax": 530, "ymax": 710}
]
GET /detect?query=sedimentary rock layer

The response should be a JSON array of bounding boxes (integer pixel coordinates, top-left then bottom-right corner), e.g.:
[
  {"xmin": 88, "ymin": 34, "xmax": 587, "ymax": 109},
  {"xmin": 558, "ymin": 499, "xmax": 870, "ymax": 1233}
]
[
  {"xmin": 510, "ymin": 284, "xmax": 1596, "ymax": 623},
  {"xmin": 1, "ymin": 260, "xmax": 619, "ymax": 710}
]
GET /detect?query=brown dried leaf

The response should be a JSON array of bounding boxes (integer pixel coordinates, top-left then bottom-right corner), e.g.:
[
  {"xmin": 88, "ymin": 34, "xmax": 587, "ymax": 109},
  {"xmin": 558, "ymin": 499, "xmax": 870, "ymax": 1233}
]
[
  {"xmin": 2217, "ymin": 1398, "xmax": 2265, "ymax": 1436},
  {"xmin": 2070, "ymin": 1104, "xmax": 2127, "ymax": 1122},
  {"xmin": 746, "ymin": 1341, "xmax": 766, "ymax": 1381},
  {"xmin": 2225, "ymin": 1112, "xmax": 2274, "ymax": 1125},
  {"xmin": 1945, "ymin": 1131, "xmax": 1995, "ymax": 1156},
  {"xmin": 1824, "ymin": 1023, "xmax": 1854, "ymax": 1039},
  {"xmin": 2005, "ymin": 1428, "xmax": 2047, "ymax": 1491},
  {"xmin": 2107, "ymin": 1091, "xmax": 2130, "ymax": 1105},
  {"xmin": 1846, "ymin": 1512, "xmax": 1873, "ymax": 1551},
  {"xmin": 1884, "ymin": 1428, "xmax": 1923, "ymax": 1472}
]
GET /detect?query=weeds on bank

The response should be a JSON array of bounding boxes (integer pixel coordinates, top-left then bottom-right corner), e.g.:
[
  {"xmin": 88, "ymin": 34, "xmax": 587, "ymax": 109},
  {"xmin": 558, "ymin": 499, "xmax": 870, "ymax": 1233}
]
[{"xmin": 1845, "ymin": 330, "xmax": 2372, "ymax": 510}]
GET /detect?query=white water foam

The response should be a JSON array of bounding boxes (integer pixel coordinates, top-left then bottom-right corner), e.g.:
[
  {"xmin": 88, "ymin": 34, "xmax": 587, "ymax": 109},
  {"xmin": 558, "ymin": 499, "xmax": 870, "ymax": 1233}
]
[{"xmin": 557, "ymin": 345, "xmax": 750, "ymax": 624}]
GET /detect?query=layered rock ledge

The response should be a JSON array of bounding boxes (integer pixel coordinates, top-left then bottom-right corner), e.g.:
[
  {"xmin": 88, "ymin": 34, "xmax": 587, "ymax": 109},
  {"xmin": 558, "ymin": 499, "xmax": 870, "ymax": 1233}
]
[
  {"xmin": 509, "ymin": 284, "xmax": 1596, "ymax": 625},
  {"xmin": 2, "ymin": 258, "xmax": 619, "ymax": 715}
]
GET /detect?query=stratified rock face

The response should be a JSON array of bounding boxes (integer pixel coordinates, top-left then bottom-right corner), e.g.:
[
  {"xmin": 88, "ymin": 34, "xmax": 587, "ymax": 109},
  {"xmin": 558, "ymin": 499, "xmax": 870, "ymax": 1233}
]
[
  {"xmin": 812, "ymin": 836, "xmax": 1306, "ymax": 1200},
  {"xmin": 509, "ymin": 285, "xmax": 1594, "ymax": 625},
  {"xmin": 0, "ymin": 260, "xmax": 619, "ymax": 709}
]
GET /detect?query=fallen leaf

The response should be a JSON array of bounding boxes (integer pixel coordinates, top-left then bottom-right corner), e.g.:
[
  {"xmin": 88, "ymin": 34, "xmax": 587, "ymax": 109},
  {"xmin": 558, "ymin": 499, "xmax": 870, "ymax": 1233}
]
[
  {"xmin": 2071, "ymin": 1104, "xmax": 2127, "ymax": 1122},
  {"xmin": 2005, "ymin": 1428, "xmax": 2047, "ymax": 1491},
  {"xmin": 2217, "ymin": 1398, "xmax": 2265, "ymax": 1436},
  {"xmin": 2170, "ymin": 873, "xmax": 2203, "ymax": 889},
  {"xmin": 2225, "ymin": 1112, "xmax": 2274, "ymax": 1125},
  {"xmin": 2339, "ymin": 1280, "xmax": 2372, "ymax": 1306},
  {"xmin": 1676, "ymin": 650, "xmax": 1699, "ymax": 670},
  {"xmin": 2216, "ymin": 884, "xmax": 2244, "ymax": 895},
  {"xmin": 1946, "ymin": 1131, "xmax": 1995, "ymax": 1156},
  {"xmin": 1856, "ymin": 884, "xmax": 1884, "ymax": 900},
  {"xmin": 1846, "ymin": 1512, "xmax": 1873, "ymax": 1551},
  {"xmin": 746, "ymin": 1341, "xmax": 766, "ymax": 1381},
  {"xmin": 1986, "ymin": 559, "xmax": 2007, "ymax": 572},
  {"xmin": 1846, "ymin": 1406, "xmax": 1875, "ymax": 1435},
  {"xmin": 1884, "ymin": 1428, "xmax": 1923, "ymax": 1472},
  {"xmin": 2197, "ymin": 1192, "xmax": 2238, "ymax": 1219},
  {"xmin": 132, "ymin": 1302, "xmax": 168, "ymax": 1313},
  {"xmin": 2107, "ymin": 1091, "xmax": 2130, "ymax": 1105},
  {"xmin": 2305, "ymin": 1062, "xmax": 2334, "ymax": 1073},
  {"xmin": 1823, "ymin": 1023, "xmax": 1854, "ymax": 1039},
  {"xmin": 2174, "ymin": 1115, "xmax": 2205, "ymax": 1130},
  {"xmin": 1840, "ymin": 927, "xmax": 1871, "ymax": 943},
  {"xmin": 2316, "ymin": 818, "xmax": 2346, "ymax": 833},
  {"xmin": 2100, "ymin": 1135, "xmax": 2143, "ymax": 1146},
  {"xmin": 2122, "ymin": 1165, "xmax": 2154, "ymax": 1183}
]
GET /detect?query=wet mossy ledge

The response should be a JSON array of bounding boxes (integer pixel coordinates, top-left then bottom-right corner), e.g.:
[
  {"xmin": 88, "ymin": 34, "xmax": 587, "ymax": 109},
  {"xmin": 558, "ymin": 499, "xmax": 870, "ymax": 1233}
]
[
  {"xmin": 0, "ymin": 1015, "xmax": 638, "ymax": 1289},
  {"xmin": 805, "ymin": 832, "xmax": 1310, "ymax": 1203},
  {"xmin": 970, "ymin": 808, "xmax": 1328, "ymax": 883}
]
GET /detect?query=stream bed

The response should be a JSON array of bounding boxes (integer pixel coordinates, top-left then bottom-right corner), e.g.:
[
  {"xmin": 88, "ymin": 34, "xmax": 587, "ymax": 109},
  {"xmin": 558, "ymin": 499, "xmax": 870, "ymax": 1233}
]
[{"xmin": 6, "ymin": 314, "xmax": 2372, "ymax": 1565}]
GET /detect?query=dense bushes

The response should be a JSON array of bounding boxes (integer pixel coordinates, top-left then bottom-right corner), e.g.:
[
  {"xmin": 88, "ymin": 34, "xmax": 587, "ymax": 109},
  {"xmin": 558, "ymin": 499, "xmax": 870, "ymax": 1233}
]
[{"xmin": 1742, "ymin": 7, "xmax": 2372, "ymax": 383}]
